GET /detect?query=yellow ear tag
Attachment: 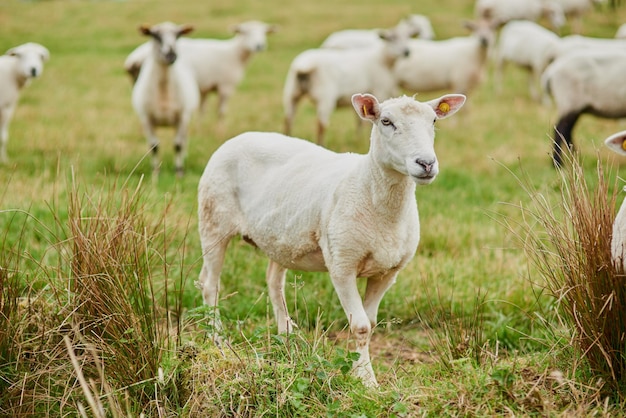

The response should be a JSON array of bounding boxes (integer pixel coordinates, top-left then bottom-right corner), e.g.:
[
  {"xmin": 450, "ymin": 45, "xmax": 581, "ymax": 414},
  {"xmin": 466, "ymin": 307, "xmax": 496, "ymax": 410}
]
[
  {"xmin": 621, "ymin": 140, "xmax": 626, "ymax": 151},
  {"xmin": 363, "ymin": 105, "xmax": 368, "ymax": 116},
  {"xmin": 438, "ymin": 102, "xmax": 450, "ymax": 113}
]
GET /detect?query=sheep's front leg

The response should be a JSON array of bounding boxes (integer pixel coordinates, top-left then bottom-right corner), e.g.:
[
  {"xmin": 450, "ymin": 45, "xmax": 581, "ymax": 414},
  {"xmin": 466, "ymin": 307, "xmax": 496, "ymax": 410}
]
[
  {"xmin": 174, "ymin": 118, "xmax": 191, "ymax": 178},
  {"xmin": 266, "ymin": 260, "xmax": 296, "ymax": 333},
  {"xmin": 330, "ymin": 269, "xmax": 378, "ymax": 387},
  {"xmin": 139, "ymin": 117, "xmax": 160, "ymax": 178},
  {"xmin": 363, "ymin": 271, "xmax": 398, "ymax": 327},
  {"xmin": 0, "ymin": 107, "xmax": 15, "ymax": 163}
]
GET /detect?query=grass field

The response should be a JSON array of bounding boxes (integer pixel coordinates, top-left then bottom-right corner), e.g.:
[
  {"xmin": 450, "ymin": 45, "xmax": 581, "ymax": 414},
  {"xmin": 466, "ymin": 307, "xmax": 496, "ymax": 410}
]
[{"xmin": 3, "ymin": 0, "xmax": 626, "ymax": 416}]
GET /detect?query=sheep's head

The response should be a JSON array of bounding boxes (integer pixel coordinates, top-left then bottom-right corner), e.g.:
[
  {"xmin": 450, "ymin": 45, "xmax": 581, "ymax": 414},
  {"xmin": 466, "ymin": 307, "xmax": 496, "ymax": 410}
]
[
  {"xmin": 140, "ymin": 22, "xmax": 194, "ymax": 65},
  {"xmin": 352, "ymin": 93, "xmax": 466, "ymax": 185},
  {"xmin": 231, "ymin": 20, "xmax": 277, "ymax": 53},
  {"xmin": 378, "ymin": 27, "xmax": 411, "ymax": 60},
  {"xmin": 464, "ymin": 19, "xmax": 497, "ymax": 49},
  {"xmin": 6, "ymin": 42, "xmax": 50, "ymax": 79},
  {"xmin": 605, "ymin": 131, "xmax": 626, "ymax": 156}
]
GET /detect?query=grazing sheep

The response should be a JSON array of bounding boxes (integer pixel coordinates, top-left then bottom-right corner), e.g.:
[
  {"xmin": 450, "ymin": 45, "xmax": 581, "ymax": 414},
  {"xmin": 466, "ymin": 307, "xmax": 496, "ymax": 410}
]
[
  {"xmin": 493, "ymin": 20, "xmax": 560, "ymax": 101},
  {"xmin": 551, "ymin": 0, "xmax": 603, "ymax": 33},
  {"xmin": 131, "ymin": 22, "xmax": 199, "ymax": 178},
  {"xmin": 197, "ymin": 92, "xmax": 466, "ymax": 387},
  {"xmin": 125, "ymin": 20, "xmax": 276, "ymax": 119},
  {"xmin": 604, "ymin": 130, "xmax": 626, "ymax": 270},
  {"xmin": 320, "ymin": 14, "xmax": 435, "ymax": 49},
  {"xmin": 475, "ymin": 0, "xmax": 567, "ymax": 31},
  {"xmin": 283, "ymin": 27, "xmax": 411, "ymax": 145},
  {"xmin": 541, "ymin": 49, "xmax": 626, "ymax": 166},
  {"xmin": 0, "ymin": 42, "xmax": 49, "ymax": 163},
  {"xmin": 393, "ymin": 19, "xmax": 496, "ymax": 97}
]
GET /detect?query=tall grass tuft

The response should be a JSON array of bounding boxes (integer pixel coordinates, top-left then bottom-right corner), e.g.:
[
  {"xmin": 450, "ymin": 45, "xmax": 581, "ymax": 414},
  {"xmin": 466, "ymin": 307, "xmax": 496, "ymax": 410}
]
[
  {"xmin": 0, "ymin": 171, "xmax": 187, "ymax": 416},
  {"xmin": 510, "ymin": 150, "xmax": 626, "ymax": 393}
]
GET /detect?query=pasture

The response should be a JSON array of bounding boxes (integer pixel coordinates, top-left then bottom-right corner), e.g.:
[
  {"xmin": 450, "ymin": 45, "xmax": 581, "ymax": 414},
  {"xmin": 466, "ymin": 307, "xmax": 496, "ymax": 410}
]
[{"xmin": 2, "ymin": 0, "xmax": 626, "ymax": 415}]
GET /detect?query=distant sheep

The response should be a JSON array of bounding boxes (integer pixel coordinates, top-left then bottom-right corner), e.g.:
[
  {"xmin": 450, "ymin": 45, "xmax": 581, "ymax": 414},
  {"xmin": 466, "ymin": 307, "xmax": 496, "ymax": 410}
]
[
  {"xmin": 320, "ymin": 14, "xmax": 435, "ymax": 49},
  {"xmin": 604, "ymin": 130, "xmax": 626, "ymax": 270},
  {"xmin": 551, "ymin": 0, "xmax": 603, "ymax": 33},
  {"xmin": 474, "ymin": 0, "xmax": 566, "ymax": 31},
  {"xmin": 616, "ymin": 23, "xmax": 626, "ymax": 38},
  {"xmin": 393, "ymin": 19, "xmax": 496, "ymax": 97},
  {"xmin": 283, "ymin": 27, "xmax": 411, "ymax": 144},
  {"xmin": 493, "ymin": 20, "xmax": 560, "ymax": 101},
  {"xmin": 131, "ymin": 22, "xmax": 199, "ymax": 178},
  {"xmin": 547, "ymin": 34, "xmax": 626, "ymax": 63},
  {"xmin": 541, "ymin": 49, "xmax": 626, "ymax": 166},
  {"xmin": 0, "ymin": 42, "xmax": 49, "ymax": 163},
  {"xmin": 197, "ymin": 92, "xmax": 466, "ymax": 387},
  {"xmin": 125, "ymin": 20, "xmax": 276, "ymax": 118}
]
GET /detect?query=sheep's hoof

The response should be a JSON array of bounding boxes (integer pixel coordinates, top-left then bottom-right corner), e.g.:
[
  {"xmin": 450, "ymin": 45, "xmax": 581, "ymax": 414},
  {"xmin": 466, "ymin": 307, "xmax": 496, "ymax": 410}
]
[{"xmin": 353, "ymin": 363, "xmax": 379, "ymax": 388}]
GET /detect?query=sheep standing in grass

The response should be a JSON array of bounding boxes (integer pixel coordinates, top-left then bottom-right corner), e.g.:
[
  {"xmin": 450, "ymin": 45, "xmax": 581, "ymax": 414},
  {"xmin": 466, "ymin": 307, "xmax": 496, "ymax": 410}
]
[
  {"xmin": 0, "ymin": 42, "xmax": 49, "ymax": 163},
  {"xmin": 197, "ymin": 92, "xmax": 466, "ymax": 387},
  {"xmin": 541, "ymin": 50, "xmax": 626, "ymax": 167},
  {"xmin": 320, "ymin": 14, "xmax": 435, "ymax": 49},
  {"xmin": 393, "ymin": 20, "xmax": 496, "ymax": 97},
  {"xmin": 283, "ymin": 27, "xmax": 411, "ymax": 145},
  {"xmin": 474, "ymin": 0, "xmax": 566, "ymax": 31},
  {"xmin": 493, "ymin": 20, "xmax": 560, "ymax": 101},
  {"xmin": 551, "ymin": 0, "xmax": 604, "ymax": 33},
  {"xmin": 604, "ymin": 130, "xmax": 626, "ymax": 270},
  {"xmin": 131, "ymin": 22, "xmax": 199, "ymax": 178},
  {"xmin": 125, "ymin": 20, "xmax": 276, "ymax": 119}
]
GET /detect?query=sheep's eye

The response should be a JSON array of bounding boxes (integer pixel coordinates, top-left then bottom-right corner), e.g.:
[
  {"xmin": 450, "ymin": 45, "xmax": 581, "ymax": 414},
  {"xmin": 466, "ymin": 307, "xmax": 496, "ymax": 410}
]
[
  {"xmin": 381, "ymin": 118, "xmax": 393, "ymax": 126},
  {"xmin": 433, "ymin": 118, "xmax": 437, "ymax": 126}
]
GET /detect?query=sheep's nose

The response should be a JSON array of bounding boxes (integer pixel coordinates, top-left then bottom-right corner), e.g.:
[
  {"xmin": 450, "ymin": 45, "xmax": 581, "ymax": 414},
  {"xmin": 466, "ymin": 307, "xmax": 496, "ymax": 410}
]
[
  {"xmin": 416, "ymin": 159, "xmax": 436, "ymax": 174},
  {"xmin": 165, "ymin": 51, "xmax": 177, "ymax": 64},
  {"xmin": 403, "ymin": 48, "xmax": 410, "ymax": 57},
  {"xmin": 30, "ymin": 67, "xmax": 37, "ymax": 77}
]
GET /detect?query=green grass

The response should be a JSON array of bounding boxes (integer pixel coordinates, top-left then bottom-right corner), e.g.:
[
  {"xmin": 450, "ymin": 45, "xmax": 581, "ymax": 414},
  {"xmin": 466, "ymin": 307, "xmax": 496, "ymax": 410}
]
[{"xmin": 3, "ymin": 0, "xmax": 626, "ymax": 415}]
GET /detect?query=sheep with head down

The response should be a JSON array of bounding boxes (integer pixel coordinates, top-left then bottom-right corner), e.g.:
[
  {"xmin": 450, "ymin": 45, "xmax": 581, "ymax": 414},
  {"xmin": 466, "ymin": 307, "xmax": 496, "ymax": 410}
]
[{"xmin": 196, "ymin": 92, "xmax": 466, "ymax": 387}]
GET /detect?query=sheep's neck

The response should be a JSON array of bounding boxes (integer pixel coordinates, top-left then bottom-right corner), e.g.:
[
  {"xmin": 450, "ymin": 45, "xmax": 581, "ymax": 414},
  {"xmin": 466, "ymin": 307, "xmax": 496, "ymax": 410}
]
[
  {"xmin": 364, "ymin": 149, "xmax": 415, "ymax": 212},
  {"xmin": 234, "ymin": 38, "xmax": 253, "ymax": 63}
]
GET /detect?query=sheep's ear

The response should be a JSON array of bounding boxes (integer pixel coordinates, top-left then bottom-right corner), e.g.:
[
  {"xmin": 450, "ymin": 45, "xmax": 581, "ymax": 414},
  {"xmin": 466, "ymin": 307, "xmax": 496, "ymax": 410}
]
[
  {"xmin": 605, "ymin": 131, "xmax": 626, "ymax": 156},
  {"xmin": 463, "ymin": 20, "xmax": 477, "ymax": 32},
  {"xmin": 139, "ymin": 25, "xmax": 152, "ymax": 36},
  {"xmin": 266, "ymin": 24, "xmax": 279, "ymax": 34},
  {"xmin": 377, "ymin": 29, "xmax": 394, "ymax": 42},
  {"xmin": 6, "ymin": 47, "xmax": 18, "ymax": 56},
  {"xmin": 39, "ymin": 46, "xmax": 50, "ymax": 62},
  {"xmin": 352, "ymin": 93, "xmax": 380, "ymax": 122},
  {"xmin": 178, "ymin": 24, "xmax": 194, "ymax": 37},
  {"xmin": 230, "ymin": 24, "xmax": 242, "ymax": 34},
  {"xmin": 428, "ymin": 94, "xmax": 466, "ymax": 119}
]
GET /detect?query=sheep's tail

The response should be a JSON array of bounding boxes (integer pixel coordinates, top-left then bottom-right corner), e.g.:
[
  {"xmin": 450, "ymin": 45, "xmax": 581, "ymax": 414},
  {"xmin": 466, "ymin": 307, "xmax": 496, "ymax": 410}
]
[
  {"xmin": 540, "ymin": 67, "xmax": 553, "ymax": 105},
  {"xmin": 296, "ymin": 70, "xmax": 314, "ymax": 93}
]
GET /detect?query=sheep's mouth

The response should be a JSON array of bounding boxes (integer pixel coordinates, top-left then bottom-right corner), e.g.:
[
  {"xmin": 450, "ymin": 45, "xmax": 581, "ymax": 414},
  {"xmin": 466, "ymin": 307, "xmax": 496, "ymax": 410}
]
[{"xmin": 412, "ymin": 174, "xmax": 436, "ymax": 183}]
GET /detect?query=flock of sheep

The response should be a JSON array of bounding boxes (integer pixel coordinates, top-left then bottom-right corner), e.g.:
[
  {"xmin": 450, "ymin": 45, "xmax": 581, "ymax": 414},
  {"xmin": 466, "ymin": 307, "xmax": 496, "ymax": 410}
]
[{"xmin": 3, "ymin": 0, "xmax": 626, "ymax": 387}]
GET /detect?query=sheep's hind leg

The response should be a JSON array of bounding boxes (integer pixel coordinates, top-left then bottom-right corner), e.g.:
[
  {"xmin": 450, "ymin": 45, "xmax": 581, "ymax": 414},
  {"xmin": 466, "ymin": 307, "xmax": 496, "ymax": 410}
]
[
  {"xmin": 266, "ymin": 260, "xmax": 297, "ymax": 333},
  {"xmin": 197, "ymin": 237, "xmax": 229, "ymax": 343}
]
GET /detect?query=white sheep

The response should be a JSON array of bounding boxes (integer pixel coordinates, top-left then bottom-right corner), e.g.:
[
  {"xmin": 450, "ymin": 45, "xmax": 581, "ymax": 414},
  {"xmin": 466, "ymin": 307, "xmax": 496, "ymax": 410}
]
[
  {"xmin": 604, "ymin": 130, "xmax": 626, "ymax": 270},
  {"xmin": 551, "ymin": 0, "xmax": 604, "ymax": 33},
  {"xmin": 283, "ymin": 27, "xmax": 411, "ymax": 145},
  {"xmin": 131, "ymin": 22, "xmax": 199, "ymax": 178},
  {"xmin": 541, "ymin": 49, "xmax": 626, "ymax": 166},
  {"xmin": 615, "ymin": 23, "xmax": 626, "ymax": 39},
  {"xmin": 320, "ymin": 14, "xmax": 435, "ymax": 49},
  {"xmin": 197, "ymin": 92, "xmax": 466, "ymax": 387},
  {"xmin": 493, "ymin": 20, "xmax": 560, "ymax": 101},
  {"xmin": 474, "ymin": 0, "xmax": 567, "ymax": 31},
  {"xmin": 0, "ymin": 42, "xmax": 49, "ymax": 163},
  {"xmin": 548, "ymin": 34, "xmax": 626, "ymax": 62},
  {"xmin": 393, "ymin": 19, "xmax": 496, "ymax": 97},
  {"xmin": 125, "ymin": 20, "xmax": 275, "ymax": 119}
]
